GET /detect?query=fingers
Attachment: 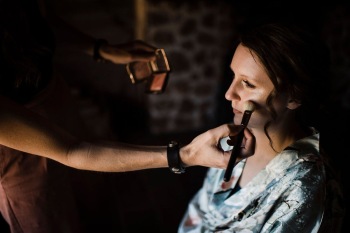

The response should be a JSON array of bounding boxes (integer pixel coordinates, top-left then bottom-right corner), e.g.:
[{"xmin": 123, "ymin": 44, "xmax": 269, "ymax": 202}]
[
  {"xmin": 132, "ymin": 40, "xmax": 158, "ymax": 51},
  {"xmin": 101, "ymin": 46, "xmax": 156, "ymax": 64},
  {"xmin": 119, "ymin": 40, "xmax": 157, "ymax": 52},
  {"xmin": 120, "ymin": 40, "xmax": 158, "ymax": 62},
  {"xmin": 226, "ymin": 124, "xmax": 244, "ymax": 146},
  {"xmin": 240, "ymin": 128, "xmax": 255, "ymax": 158},
  {"xmin": 101, "ymin": 39, "xmax": 158, "ymax": 64},
  {"xmin": 181, "ymin": 123, "xmax": 256, "ymax": 170},
  {"xmin": 204, "ymin": 124, "xmax": 236, "ymax": 147},
  {"xmin": 130, "ymin": 51, "xmax": 157, "ymax": 62},
  {"xmin": 181, "ymin": 124, "xmax": 234, "ymax": 169},
  {"xmin": 225, "ymin": 126, "xmax": 255, "ymax": 160}
]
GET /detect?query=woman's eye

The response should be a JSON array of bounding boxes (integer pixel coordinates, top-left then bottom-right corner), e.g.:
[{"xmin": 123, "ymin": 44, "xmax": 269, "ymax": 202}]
[{"xmin": 242, "ymin": 80, "xmax": 255, "ymax": 88}]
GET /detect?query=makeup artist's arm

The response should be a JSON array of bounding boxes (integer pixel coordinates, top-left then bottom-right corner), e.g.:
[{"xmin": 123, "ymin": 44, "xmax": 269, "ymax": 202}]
[
  {"xmin": 0, "ymin": 96, "xmax": 166, "ymax": 171},
  {"xmin": 0, "ymin": 96, "xmax": 235, "ymax": 171},
  {"xmin": 75, "ymin": 124, "xmax": 254, "ymax": 171}
]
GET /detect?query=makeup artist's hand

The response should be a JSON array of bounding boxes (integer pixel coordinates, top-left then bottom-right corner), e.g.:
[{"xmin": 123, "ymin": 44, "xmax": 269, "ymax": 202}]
[
  {"xmin": 179, "ymin": 124, "xmax": 255, "ymax": 169},
  {"xmin": 99, "ymin": 40, "xmax": 157, "ymax": 64},
  {"xmin": 227, "ymin": 125, "xmax": 256, "ymax": 164}
]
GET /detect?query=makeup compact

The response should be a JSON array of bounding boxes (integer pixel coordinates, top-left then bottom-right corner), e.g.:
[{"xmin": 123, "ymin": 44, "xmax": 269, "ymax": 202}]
[{"xmin": 126, "ymin": 48, "xmax": 171, "ymax": 94}]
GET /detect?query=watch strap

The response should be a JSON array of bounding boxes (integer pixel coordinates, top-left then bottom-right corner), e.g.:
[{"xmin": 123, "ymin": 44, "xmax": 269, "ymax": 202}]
[{"xmin": 167, "ymin": 141, "xmax": 185, "ymax": 174}]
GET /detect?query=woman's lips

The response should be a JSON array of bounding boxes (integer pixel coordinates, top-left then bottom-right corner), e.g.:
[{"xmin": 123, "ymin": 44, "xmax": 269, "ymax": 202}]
[{"xmin": 233, "ymin": 108, "xmax": 242, "ymax": 115}]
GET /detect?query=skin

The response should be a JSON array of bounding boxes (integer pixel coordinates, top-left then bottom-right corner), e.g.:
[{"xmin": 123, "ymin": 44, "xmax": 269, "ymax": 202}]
[
  {"xmin": 224, "ymin": 43, "xmax": 307, "ymax": 186},
  {"xmin": 1, "ymin": 2, "xmax": 309, "ymax": 175},
  {"xmin": 0, "ymin": 0, "xmax": 237, "ymax": 173},
  {"xmin": 99, "ymin": 40, "xmax": 158, "ymax": 64},
  {"xmin": 0, "ymin": 94, "xmax": 236, "ymax": 172}
]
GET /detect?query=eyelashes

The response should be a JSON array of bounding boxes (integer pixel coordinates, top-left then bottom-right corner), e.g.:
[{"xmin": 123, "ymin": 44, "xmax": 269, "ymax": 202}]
[
  {"xmin": 242, "ymin": 80, "xmax": 255, "ymax": 88},
  {"xmin": 230, "ymin": 70, "xmax": 255, "ymax": 88}
]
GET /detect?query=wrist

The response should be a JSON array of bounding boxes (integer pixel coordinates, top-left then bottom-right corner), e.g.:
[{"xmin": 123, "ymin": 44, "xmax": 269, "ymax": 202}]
[
  {"xmin": 167, "ymin": 141, "xmax": 185, "ymax": 174},
  {"xmin": 179, "ymin": 146, "xmax": 190, "ymax": 167}
]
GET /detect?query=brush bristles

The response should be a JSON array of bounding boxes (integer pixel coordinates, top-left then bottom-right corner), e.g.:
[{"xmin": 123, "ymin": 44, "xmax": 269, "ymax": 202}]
[{"xmin": 244, "ymin": 101, "xmax": 255, "ymax": 112}]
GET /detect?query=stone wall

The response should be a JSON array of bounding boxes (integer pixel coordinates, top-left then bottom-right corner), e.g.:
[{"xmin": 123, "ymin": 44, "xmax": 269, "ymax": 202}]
[{"xmin": 144, "ymin": 0, "xmax": 237, "ymax": 134}]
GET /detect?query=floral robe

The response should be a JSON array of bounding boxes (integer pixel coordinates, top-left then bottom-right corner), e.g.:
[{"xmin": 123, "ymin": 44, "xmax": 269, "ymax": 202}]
[{"xmin": 178, "ymin": 133, "xmax": 344, "ymax": 233}]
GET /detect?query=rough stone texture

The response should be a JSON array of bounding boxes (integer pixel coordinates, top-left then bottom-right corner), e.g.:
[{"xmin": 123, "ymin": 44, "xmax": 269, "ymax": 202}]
[{"xmin": 145, "ymin": 0, "xmax": 236, "ymax": 134}]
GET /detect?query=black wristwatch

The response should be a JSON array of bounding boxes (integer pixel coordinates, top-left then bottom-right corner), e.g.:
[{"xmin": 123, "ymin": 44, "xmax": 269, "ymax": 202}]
[{"xmin": 167, "ymin": 141, "xmax": 185, "ymax": 174}]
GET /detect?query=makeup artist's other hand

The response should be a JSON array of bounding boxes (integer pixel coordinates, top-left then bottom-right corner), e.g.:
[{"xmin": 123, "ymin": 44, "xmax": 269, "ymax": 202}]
[
  {"xmin": 179, "ymin": 124, "xmax": 255, "ymax": 169},
  {"xmin": 99, "ymin": 40, "xmax": 157, "ymax": 64}
]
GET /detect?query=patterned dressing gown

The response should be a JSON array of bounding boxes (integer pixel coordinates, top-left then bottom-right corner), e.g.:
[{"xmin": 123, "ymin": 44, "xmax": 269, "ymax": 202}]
[{"xmin": 178, "ymin": 132, "xmax": 344, "ymax": 233}]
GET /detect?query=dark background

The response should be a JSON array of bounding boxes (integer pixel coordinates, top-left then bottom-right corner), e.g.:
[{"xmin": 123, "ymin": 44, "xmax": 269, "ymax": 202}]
[{"xmin": 1, "ymin": 0, "xmax": 349, "ymax": 232}]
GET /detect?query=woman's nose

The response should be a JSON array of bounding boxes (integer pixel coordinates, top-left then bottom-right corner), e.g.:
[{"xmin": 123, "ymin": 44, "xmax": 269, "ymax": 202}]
[{"xmin": 225, "ymin": 80, "xmax": 240, "ymax": 101}]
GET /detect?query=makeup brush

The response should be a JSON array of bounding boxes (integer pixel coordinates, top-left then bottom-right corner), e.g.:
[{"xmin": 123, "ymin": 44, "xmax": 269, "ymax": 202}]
[{"xmin": 223, "ymin": 101, "xmax": 255, "ymax": 182}]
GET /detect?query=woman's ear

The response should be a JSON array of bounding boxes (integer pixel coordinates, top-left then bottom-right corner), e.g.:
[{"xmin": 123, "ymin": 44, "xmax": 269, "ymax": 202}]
[{"xmin": 287, "ymin": 99, "xmax": 301, "ymax": 110}]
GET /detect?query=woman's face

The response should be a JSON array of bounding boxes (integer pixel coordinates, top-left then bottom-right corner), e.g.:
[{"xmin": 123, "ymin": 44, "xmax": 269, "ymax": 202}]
[{"xmin": 225, "ymin": 44, "xmax": 289, "ymax": 129}]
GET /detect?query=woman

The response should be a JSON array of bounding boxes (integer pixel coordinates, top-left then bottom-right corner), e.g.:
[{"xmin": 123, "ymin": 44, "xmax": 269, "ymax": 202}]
[{"xmin": 178, "ymin": 23, "xmax": 344, "ymax": 232}]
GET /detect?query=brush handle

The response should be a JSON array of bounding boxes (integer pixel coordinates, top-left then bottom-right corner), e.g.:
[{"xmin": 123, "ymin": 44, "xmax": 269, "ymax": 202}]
[
  {"xmin": 223, "ymin": 129, "xmax": 245, "ymax": 182},
  {"xmin": 223, "ymin": 110, "xmax": 253, "ymax": 182}
]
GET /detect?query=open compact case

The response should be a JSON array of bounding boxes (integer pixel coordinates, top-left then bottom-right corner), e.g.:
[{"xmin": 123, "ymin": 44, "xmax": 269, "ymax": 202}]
[{"xmin": 126, "ymin": 48, "xmax": 171, "ymax": 94}]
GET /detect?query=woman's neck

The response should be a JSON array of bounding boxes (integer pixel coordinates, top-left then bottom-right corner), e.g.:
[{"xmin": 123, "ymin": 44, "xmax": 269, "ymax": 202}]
[
  {"xmin": 250, "ymin": 118, "xmax": 309, "ymax": 159},
  {"xmin": 239, "ymin": 123, "xmax": 306, "ymax": 187}
]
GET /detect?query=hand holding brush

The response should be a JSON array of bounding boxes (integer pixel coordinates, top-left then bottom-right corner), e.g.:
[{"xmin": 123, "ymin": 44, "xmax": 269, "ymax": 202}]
[{"xmin": 223, "ymin": 101, "xmax": 255, "ymax": 182}]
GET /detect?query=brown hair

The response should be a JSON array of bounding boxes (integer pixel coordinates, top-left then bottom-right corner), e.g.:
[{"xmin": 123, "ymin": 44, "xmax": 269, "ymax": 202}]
[{"xmin": 239, "ymin": 23, "xmax": 331, "ymax": 149}]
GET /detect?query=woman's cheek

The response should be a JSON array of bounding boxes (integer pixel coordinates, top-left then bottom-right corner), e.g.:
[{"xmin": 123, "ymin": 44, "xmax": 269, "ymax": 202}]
[
  {"xmin": 245, "ymin": 91, "xmax": 268, "ymax": 110},
  {"xmin": 243, "ymin": 106, "xmax": 274, "ymax": 131},
  {"xmin": 245, "ymin": 93, "xmax": 271, "ymax": 128}
]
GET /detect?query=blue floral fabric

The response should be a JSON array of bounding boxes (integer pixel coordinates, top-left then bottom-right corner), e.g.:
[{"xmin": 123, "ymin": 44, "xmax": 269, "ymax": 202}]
[{"xmin": 178, "ymin": 132, "xmax": 344, "ymax": 233}]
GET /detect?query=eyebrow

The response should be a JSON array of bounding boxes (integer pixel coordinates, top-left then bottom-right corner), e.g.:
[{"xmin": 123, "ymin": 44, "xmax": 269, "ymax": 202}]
[{"xmin": 230, "ymin": 64, "xmax": 263, "ymax": 83}]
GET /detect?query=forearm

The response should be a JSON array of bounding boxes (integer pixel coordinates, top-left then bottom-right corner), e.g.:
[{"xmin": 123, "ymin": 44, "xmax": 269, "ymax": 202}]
[
  {"xmin": 67, "ymin": 141, "xmax": 168, "ymax": 172},
  {"xmin": 0, "ymin": 96, "xmax": 169, "ymax": 172},
  {"xmin": 0, "ymin": 96, "xmax": 229, "ymax": 172}
]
